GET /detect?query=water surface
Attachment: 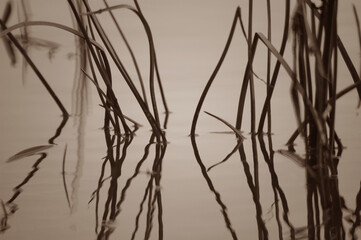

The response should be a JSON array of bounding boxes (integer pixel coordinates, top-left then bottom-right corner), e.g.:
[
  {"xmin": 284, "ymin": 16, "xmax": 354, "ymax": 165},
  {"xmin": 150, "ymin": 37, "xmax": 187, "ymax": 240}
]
[{"xmin": 1, "ymin": 1, "xmax": 361, "ymax": 239}]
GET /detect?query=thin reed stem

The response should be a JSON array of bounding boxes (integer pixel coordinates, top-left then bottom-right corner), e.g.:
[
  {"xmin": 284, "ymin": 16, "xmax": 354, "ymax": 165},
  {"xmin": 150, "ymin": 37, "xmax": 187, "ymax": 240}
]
[
  {"xmin": 103, "ymin": 0, "xmax": 148, "ymax": 108},
  {"xmin": 266, "ymin": 0, "xmax": 272, "ymax": 134},
  {"xmin": 190, "ymin": 7, "xmax": 243, "ymax": 136},
  {"xmin": 80, "ymin": 1, "xmax": 165, "ymax": 139},
  {"xmin": 257, "ymin": 0, "xmax": 290, "ymax": 134}
]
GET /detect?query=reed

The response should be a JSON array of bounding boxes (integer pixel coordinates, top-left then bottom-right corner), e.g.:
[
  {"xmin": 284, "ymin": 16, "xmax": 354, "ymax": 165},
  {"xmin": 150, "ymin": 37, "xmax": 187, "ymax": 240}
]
[
  {"xmin": 63, "ymin": 2, "xmax": 168, "ymax": 238},
  {"xmin": 2, "ymin": 0, "xmax": 361, "ymax": 238},
  {"xmin": 1, "ymin": 1, "xmax": 168, "ymax": 237},
  {"xmin": 74, "ymin": 0, "xmax": 168, "ymax": 140},
  {"xmin": 190, "ymin": 135, "xmax": 239, "ymax": 240},
  {"xmin": 1, "ymin": 2, "xmax": 15, "ymax": 64},
  {"xmin": 0, "ymin": 0, "xmax": 168, "ymax": 140},
  {"xmin": 191, "ymin": 0, "xmax": 361, "ymax": 239}
]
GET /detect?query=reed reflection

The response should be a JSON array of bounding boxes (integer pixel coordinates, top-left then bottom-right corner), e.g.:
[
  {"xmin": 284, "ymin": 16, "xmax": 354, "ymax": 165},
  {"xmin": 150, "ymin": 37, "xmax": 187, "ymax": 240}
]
[
  {"xmin": 0, "ymin": 114, "xmax": 68, "ymax": 233},
  {"xmin": 191, "ymin": 130, "xmax": 361, "ymax": 239},
  {"xmin": 350, "ymin": 183, "xmax": 361, "ymax": 239},
  {"xmin": 258, "ymin": 134, "xmax": 295, "ymax": 239},
  {"xmin": 68, "ymin": 0, "xmax": 169, "ymax": 238},
  {"xmin": 190, "ymin": 135, "xmax": 239, "ymax": 240},
  {"xmin": 90, "ymin": 127, "xmax": 166, "ymax": 239},
  {"xmin": 67, "ymin": 0, "xmax": 89, "ymax": 211},
  {"xmin": 0, "ymin": 0, "xmax": 81, "ymax": 232},
  {"xmin": 191, "ymin": 132, "xmax": 287, "ymax": 239},
  {"xmin": 190, "ymin": 0, "xmax": 361, "ymax": 238}
]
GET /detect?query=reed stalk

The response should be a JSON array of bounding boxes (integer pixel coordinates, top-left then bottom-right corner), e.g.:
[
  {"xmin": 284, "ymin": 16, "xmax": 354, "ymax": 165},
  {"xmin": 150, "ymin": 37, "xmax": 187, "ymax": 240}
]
[
  {"xmin": 190, "ymin": 7, "xmax": 245, "ymax": 136},
  {"xmin": 103, "ymin": 0, "xmax": 148, "ymax": 108},
  {"xmin": 79, "ymin": 1, "xmax": 166, "ymax": 140},
  {"xmin": 257, "ymin": 0, "xmax": 290, "ymax": 134},
  {"xmin": 192, "ymin": 1, "xmax": 361, "ymax": 238}
]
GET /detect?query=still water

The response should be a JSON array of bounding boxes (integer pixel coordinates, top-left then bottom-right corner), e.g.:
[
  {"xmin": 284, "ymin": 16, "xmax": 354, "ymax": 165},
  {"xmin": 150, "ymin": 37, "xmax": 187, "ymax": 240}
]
[{"xmin": 1, "ymin": 0, "xmax": 361, "ymax": 239}]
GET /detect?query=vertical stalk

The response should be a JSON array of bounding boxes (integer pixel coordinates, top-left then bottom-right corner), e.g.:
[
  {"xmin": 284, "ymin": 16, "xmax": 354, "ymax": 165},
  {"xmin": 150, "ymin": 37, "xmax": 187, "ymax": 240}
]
[
  {"xmin": 266, "ymin": 0, "xmax": 272, "ymax": 134},
  {"xmin": 248, "ymin": 0, "xmax": 256, "ymax": 134},
  {"xmin": 191, "ymin": 8, "xmax": 241, "ymax": 136},
  {"xmin": 257, "ymin": 0, "xmax": 290, "ymax": 133},
  {"xmin": 103, "ymin": 0, "xmax": 149, "ymax": 108}
]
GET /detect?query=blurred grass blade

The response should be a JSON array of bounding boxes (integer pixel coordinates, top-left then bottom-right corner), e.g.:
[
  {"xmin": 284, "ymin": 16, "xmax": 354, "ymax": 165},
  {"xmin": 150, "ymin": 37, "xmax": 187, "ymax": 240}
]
[
  {"xmin": 277, "ymin": 149, "xmax": 316, "ymax": 178},
  {"xmin": 0, "ymin": 200, "xmax": 9, "ymax": 232},
  {"xmin": 2, "ymin": 1, "xmax": 11, "ymax": 24},
  {"xmin": 277, "ymin": 149, "xmax": 305, "ymax": 167},
  {"xmin": 334, "ymin": 81, "xmax": 361, "ymax": 101},
  {"xmin": 0, "ymin": 19, "xmax": 69, "ymax": 117},
  {"xmin": 81, "ymin": 4, "xmax": 130, "ymax": 15},
  {"xmin": 7, "ymin": 145, "xmax": 53, "ymax": 162},
  {"xmin": 0, "ymin": 21, "xmax": 104, "ymax": 50},
  {"xmin": 204, "ymin": 111, "xmax": 245, "ymax": 140},
  {"xmin": 354, "ymin": 4, "xmax": 361, "ymax": 107},
  {"xmin": 353, "ymin": 4, "xmax": 361, "ymax": 78},
  {"xmin": 354, "ymin": 4, "xmax": 361, "ymax": 106},
  {"xmin": 337, "ymin": 37, "xmax": 361, "ymax": 101},
  {"xmin": 1, "ymin": 1, "xmax": 16, "ymax": 64}
]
